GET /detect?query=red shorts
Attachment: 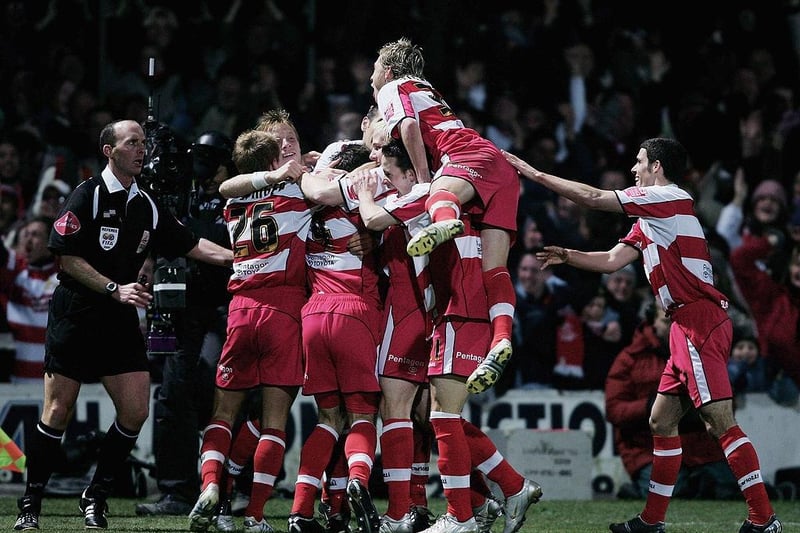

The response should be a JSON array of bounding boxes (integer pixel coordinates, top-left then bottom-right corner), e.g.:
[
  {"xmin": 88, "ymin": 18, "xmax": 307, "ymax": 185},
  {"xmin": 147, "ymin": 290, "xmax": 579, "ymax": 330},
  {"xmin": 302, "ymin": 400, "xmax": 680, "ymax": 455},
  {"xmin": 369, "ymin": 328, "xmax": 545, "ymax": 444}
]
[
  {"xmin": 301, "ymin": 293, "xmax": 382, "ymax": 395},
  {"xmin": 378, "ymin": 301, "xmax": 430, "ymax": 384},
  {"xmin": 427, "ymin": 318, "xmax": 490, "ymax": 378},
  {"xmin": 217, "ymin": 287, "xmax": 306, "ymax": 390},
  {"xmin": 659, "ymin": 300, "xmax": 733, "ymax": 407},
  {"xmin": 435, "ymin": 143, "xmax": 519, "ymax": 234}
]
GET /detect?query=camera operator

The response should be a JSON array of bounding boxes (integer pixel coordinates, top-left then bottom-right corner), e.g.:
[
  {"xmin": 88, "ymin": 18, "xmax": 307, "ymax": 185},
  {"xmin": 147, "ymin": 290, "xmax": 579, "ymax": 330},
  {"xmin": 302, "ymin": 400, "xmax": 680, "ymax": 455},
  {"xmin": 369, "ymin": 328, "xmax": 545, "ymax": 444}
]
[{"xmin": 135, "ymin": 130, "xmax": 237, "ymax": 517}]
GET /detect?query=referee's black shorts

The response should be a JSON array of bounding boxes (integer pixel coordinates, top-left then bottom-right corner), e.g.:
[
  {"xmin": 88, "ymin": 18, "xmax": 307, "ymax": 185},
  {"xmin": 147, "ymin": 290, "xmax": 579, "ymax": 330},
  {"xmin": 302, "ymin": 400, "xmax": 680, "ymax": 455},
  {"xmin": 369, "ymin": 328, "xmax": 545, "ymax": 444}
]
[{"xmin": 44, "ymin": 285, "xmax": 149, "ymax": 383}]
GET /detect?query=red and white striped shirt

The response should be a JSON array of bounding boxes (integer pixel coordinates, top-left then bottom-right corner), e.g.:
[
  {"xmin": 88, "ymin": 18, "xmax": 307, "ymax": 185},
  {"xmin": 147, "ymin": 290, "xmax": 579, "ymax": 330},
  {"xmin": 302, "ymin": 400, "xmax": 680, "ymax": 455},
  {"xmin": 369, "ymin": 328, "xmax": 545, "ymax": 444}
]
[
  {"xmin": 305, "ymin": 204, "xmax": 381, "ymax": 307},
  {"xmin": 376, "ymin": 77, "xmax": 495, "ymax": 171},
  {"xmin": 379, "ymin": 183, "xmax": 434, "ymax": 313},
  {"xmin": 616, "ymin": 184, "xmax": 728, "ymax": 311},
  {"xmin": 428, "ymin": 216, "xmax": 487, "ymax": 322},
  {"xmin": 224, "ymin": 181, "xmax": 314, "ymax": 292},
  {"xmin": 1, "ymin": 251, "xmax": 59, "ymax": 382}
]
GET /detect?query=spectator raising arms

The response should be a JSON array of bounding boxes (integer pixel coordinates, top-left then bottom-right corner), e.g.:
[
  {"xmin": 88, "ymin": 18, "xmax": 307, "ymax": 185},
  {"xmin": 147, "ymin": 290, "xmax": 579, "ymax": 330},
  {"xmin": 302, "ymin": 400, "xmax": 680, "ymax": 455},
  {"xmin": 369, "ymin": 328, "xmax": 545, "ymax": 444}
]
[{"xmin": 730, "ymin": 228, "xmax": 800, "ymax": 398}]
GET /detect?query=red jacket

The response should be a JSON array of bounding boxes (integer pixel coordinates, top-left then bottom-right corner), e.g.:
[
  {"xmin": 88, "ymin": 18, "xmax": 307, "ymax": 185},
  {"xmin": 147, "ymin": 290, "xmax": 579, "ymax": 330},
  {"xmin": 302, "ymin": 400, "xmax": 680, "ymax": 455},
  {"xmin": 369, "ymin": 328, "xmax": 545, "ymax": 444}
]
[
  {"xmin": 730, "ymin": 233, "xmax": 800, "ymax": 386},
  {"xmin": 605, "ymin": 321, "xmax": 726, "ymax": 476}
]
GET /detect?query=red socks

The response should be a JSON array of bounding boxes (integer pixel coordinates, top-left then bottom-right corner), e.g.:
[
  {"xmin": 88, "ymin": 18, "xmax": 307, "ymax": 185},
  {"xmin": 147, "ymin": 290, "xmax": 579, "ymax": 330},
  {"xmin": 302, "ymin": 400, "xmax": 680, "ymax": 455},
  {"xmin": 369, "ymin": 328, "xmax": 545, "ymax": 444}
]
[
  {"xmin": 426, "ymin": 190, "xmax": 461, "ymax": 222},
  {"xmin": 381, "ymin": 418, "xmax": 414, "ymax": 519},
  {"xmin": 482, "ymin": 267, "xmax": 515, "ymax": 347},
  {"xmin": 719, "ymin": 425, "xmax": 774, "ymax": 525},
  {"xmin": 199, "ymin": 420, "xmax": 232, "ymax": 490},
  {"xmin": 411, "ymin": 423, "xmax": 432, "ymax": 508},
  {"xmin": 462, "ymin": 419, "xmax": 523, "ymax": 497},
  {"xmin": 430, "ymin": 412, "xmax": 472, "ymax": 522},
  {"xmin": 246, "ymin": 428, "xmax": 287, "ymax": 520},
  {"xmin": 345, "ymin": 419, "xmax": 378, "ymax": 486},
  {"xmin": 291, "ymin": 424, "xmax": 339, "ymax": 517},
  {"xmin": 641, "ymin": 435, "xmax": 681, "ymax": 524}
]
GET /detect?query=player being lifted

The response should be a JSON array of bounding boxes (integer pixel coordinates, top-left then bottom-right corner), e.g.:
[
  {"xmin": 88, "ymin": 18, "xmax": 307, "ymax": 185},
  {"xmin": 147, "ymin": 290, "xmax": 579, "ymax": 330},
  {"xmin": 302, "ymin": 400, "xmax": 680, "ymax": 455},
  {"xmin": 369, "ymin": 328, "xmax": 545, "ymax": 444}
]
[{"xmin": 370, "ymin": 38, "xmax": 518, "ymax": 394}]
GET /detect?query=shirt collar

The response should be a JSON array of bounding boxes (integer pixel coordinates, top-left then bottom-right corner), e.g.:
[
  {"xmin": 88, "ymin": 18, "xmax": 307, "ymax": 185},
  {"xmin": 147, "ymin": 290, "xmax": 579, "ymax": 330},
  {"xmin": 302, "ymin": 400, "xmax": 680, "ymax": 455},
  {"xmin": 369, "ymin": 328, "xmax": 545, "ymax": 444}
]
[{"xmin": 101, "ymin": 166, "xmax": 142, "ymax": 199}]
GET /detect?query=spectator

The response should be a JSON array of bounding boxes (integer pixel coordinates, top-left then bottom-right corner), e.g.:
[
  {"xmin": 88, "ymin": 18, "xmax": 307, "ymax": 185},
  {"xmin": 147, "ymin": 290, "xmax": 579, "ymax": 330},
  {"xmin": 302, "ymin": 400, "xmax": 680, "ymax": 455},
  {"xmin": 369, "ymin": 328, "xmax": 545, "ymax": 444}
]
[
  {"xmin": 29, "ymin": 179, "xmax": 71, "ymax": 219},
  {"xmin": 717, "ymin": 176, "xmax": 789, "ymax": 257},
  {"xmin": 0, "ymin": 216, "xmax": 58, "ymax": 383},
  {"xmin": 0, "ymin": 185, "xmax": 24, "ymax": 247},
  {"xmin": 517, "ymin": 132, "xmax": 560, "ymax": 216},
  {"xmin": 244, "ymin": 60, "xmax": 283, "ymax": 124},
  {"xmin": 343, "ymin": 54, "xmax": 375, "ymax": 115},
  {"xmin": 565, "ymin": 288, "xmax": 623, "ymax": 391},
  {"xmin": 582, "ymin": 169, "xmax": 632, "ymax": 252},
  {"xmin": 508, "ymin": 213, "xmax": 545, "ymax": 280},
  {"xmin": 452, "ymin": 57, "xmax": 488, "ymax": 116},
  {"xmin": 730, "ymin": 230, "xmax": 800, "ymax": 392},
  {"xmin": 0, "ymin": 138, "xmax": 28, "ymax": 217},
  {"xmin": 194, "ymin": 62, "xmax": 247, "ymax": 141},
  {"xmin": 104, "ymin": 21, "xmax": 193, "ymax": 141},
  {"xmin": 503, "ymin": 251, "xmax": 573, "ymax": 392},
  {"xmin": 484, "ymin": 91, "xmax": 525, "ymax": 152},
  {"xmin": 601, "ymin": 263, "xmax": 647, "ymax": 353},
  {"xmin": 728, "ymin": 334, "xmax": 799, "ymax": 407},
  {"xmin": 331, "ymin": 111, "xmax": 364, "ymax": 142}
]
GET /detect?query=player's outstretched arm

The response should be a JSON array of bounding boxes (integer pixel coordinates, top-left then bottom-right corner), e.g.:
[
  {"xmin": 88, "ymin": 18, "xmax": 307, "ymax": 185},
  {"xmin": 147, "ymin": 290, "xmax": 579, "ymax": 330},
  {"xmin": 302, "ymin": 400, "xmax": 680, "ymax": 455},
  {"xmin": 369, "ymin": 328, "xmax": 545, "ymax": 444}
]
[
  {"xmin": 536, "ymin": 242, "xmax": 639, "ymax": 274},
  {"xmin": 503, "ymin": 150, "xmax": 623, "ymax": 213}
]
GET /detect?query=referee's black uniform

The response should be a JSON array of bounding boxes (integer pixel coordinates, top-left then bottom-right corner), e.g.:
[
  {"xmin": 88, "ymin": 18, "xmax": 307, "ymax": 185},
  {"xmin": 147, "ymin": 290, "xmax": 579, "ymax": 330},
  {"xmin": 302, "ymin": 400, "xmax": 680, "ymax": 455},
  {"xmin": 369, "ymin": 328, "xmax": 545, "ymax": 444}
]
[{"xmin": 46, "ymin": 168, "xmax": 198, "ymax": 382}]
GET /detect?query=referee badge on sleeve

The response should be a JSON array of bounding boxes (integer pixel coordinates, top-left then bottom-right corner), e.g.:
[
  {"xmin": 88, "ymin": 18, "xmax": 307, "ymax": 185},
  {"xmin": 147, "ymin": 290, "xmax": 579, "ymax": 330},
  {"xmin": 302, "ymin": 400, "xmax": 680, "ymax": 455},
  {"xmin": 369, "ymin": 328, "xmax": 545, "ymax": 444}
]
[
  {"xmin": 54, "ymin": 211, "xmax": 81, "ymax": 235},
  {"xmin": 99, "ymin": 226, "xmax": 119, "ymax": 250},
  {"xmin": 136, "ymin": 230, "xmax": 150, "ymax": 254}
]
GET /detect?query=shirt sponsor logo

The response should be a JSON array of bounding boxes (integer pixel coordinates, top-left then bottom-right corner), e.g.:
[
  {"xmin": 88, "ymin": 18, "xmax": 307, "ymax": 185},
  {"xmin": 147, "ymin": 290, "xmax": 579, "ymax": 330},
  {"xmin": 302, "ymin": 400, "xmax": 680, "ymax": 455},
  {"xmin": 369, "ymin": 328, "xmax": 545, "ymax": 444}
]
[
  {"xmin": 54, "ymin": 211, "xmax": 81, "ymax": 236},
  {"xmin": 99, "ymin": 226, "xmax": 119, "ymax": 251},
  {"xmin": 623, "ymin": 187, "xmax": 646, "ymax": 198}
]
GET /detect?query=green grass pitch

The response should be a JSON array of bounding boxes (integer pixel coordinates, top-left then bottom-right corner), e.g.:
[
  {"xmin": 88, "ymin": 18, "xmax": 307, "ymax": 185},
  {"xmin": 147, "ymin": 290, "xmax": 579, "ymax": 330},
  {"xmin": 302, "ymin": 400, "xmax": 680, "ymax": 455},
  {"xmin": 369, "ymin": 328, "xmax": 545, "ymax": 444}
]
[{"xmin": 1, "ymin": 495, "xmax": 798, "ymax": 532}]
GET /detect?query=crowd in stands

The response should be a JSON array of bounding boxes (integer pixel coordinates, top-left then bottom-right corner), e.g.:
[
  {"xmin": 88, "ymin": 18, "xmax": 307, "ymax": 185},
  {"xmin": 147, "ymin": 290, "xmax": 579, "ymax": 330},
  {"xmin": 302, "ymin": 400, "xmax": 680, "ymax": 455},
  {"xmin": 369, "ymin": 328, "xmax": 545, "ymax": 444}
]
[{"xmin": 0, "ymin": 1, "xmax": 799, "ymax": 407}]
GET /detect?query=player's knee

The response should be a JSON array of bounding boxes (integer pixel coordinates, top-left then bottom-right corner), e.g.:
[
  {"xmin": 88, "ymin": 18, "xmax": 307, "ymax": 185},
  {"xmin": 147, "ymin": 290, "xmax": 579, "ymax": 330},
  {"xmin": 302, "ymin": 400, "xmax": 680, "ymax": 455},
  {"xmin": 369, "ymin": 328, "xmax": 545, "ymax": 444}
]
[
  {"xmin": 119, "ymin": 402, "xmax": 149, "ymax": 430},
  {"xmin": 344, "ymin": 391, "xmax": 380, "ymax": 416}
]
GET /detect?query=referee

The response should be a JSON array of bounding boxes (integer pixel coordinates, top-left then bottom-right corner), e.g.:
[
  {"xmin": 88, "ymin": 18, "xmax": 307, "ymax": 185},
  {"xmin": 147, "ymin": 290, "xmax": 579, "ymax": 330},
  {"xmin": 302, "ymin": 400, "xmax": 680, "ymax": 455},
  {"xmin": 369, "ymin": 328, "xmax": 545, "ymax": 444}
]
[{"xmin": 13, "ymin": 119, "xmax": 233, "ymax": 531}]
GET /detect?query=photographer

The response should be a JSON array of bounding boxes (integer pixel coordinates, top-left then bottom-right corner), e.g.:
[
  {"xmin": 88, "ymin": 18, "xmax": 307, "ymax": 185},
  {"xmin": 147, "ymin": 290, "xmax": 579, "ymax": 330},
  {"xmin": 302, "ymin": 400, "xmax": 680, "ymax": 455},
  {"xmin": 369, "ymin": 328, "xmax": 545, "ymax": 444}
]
[{"xmin": 135, "ymin": 130, "xmax": 237, "ymax": 517}]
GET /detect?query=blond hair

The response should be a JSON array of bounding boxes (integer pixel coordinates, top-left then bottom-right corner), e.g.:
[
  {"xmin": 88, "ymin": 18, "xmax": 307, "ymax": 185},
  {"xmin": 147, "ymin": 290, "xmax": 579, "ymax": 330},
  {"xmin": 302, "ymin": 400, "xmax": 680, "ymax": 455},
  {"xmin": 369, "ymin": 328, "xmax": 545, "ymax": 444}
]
[
  {"xmin": 254, "ymin": 108, "xmax": 297, "ymax": 136},
  {"xmin": 377, "ymin": 37, "xmax": 425, "ymax": 79}
]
